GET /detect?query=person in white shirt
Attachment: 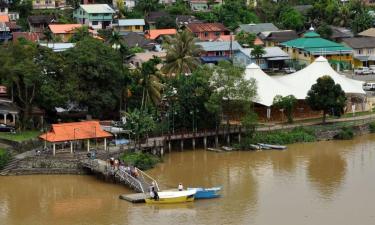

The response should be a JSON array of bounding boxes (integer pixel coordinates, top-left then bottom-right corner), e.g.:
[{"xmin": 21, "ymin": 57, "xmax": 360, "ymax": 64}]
[{"xmin": 178, "ymin": 183, "xmax": 183, "ymax": 191}]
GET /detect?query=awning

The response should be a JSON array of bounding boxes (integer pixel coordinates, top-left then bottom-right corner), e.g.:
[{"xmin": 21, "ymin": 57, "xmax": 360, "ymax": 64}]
[
  {"xmin": 267, "ymin": 56, "xmax": 291, "ymax": 61},
  {"xmin": 354, "ymin": 55, "xmax": 369, "ymax": 61}
]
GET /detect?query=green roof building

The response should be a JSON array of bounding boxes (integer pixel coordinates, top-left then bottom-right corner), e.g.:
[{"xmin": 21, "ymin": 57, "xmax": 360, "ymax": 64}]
[{"xmin": 280, "ymin": 30, "xmax": 353, "ymax": 70}]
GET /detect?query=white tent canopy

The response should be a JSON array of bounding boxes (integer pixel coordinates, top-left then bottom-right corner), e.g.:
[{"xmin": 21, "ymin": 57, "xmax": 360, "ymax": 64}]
[{"xmin": 245, "ymin": 56, "xmax": 365, "ymax": 107}]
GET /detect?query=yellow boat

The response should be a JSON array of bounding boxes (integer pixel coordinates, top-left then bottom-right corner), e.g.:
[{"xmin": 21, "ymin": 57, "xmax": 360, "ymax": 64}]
[{"xmin": 145, "ymin": 190, "xmax": 196, "ymax": 204}]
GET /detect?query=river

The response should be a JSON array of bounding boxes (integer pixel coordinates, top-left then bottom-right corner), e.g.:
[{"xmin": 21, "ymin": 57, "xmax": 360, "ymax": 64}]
[{"xmin": 1, "ymin": 134, "xmax": 375, "ymax": 225}]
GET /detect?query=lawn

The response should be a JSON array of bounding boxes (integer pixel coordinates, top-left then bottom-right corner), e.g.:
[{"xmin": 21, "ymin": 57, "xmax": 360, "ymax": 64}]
[
  {"xmin": 0, "ymin": 148, "xmax": 10, "ymax": 169},
  {"xmin": 0, "ymin": 131, "xmax": 41, "ymax": 142}
]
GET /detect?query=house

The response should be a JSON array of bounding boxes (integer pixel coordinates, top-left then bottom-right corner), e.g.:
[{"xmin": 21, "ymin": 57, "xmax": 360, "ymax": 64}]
[
  {"xmin": 122, "ymin": 32, "xmax": 155, "ymax": 50},
  {"xmin": 145, "ymin": 29, "xmax": 177, "ymax": 40},
  {"xmin": 114, "ymin": 19, "xmax": 145, "ymax": 34},
  {"xmin": 176, "ymin": 15, "xmax": 202, "ymax": 28},
  {"xmin": 73, "ymin": 4, "xmax": 115, "ymax": 30},
  {"xmin": 342, "ymin": 37, "xmax": 375, "ymax": 68},
  {"xmin": 0, "ymin": 86, "xmax": 19, "ymax": 127},
  {"xmin": 48, "ymin": 24, "xmax": 82, "ymax": 42},
  {"xmin": 358, "ymin": 28, "xmax": 375, "ymax": 37},
  {"xmin": 189, "ymin": 0, "xmax": 222, "ymax": 11},
  {"xmin": 280, "ymin": 30, "xmax": 353, "ymax": 70},
  {"xmin": 5, "ymin": 21, "xmax": 21, "ymax": 32},
  {"xmin": 32, "ymin": 0, "xmax": 65, "ymax": 9},
  {"xmin": 236, "ymin": 23, "xmax": 279, "ymax": 35},
  {"xmin": 259, "ymin": 30, "xmax": 298, "ymax": 47},
  {"xmin": 235, "ymin": 46, "xmax": 291, "ymax": 70},
  {"xmin": 0, "ymin": 1, "xmax": 8, "ymax": 13},
  {"xmin": 0, "ymin": 14, "xmax": 8, "ymax": 23},
  {"xmin": 8, "ymin": 12, "xmax": 19, "ymax": 21},
  {"xmin": 146, "ymin": 11, "xmax": 170, "ymax": 29},
  {"xmin": 196, "ymin": 41, "xmax": 243, "ymax": 64},
  {"xmin": 0, "ymin": 22, "xmax": 11, "ymax": 42},
  {"xmin": 185, "ymin": 23, "xmax": 230, "ymax": 41},
  {"xmin": 27, "ymin": 15, "xmax": 56, "ymax": 33},
  {"xmin": 128, "ymin": 51, "xmax": 166, "ymax": 68},
  {"xmin": 329, "ymin": 26, "xmax": 353, "ymax": 42},
  {"xmin": 12, "ymin": 32, "xmax": 40, "ymax": 43}
]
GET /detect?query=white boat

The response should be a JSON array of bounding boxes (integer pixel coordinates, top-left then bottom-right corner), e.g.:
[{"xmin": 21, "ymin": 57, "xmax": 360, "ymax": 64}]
[{"xmin": 145, "ymin": 190, "xmax": 196, "ymax": 204}]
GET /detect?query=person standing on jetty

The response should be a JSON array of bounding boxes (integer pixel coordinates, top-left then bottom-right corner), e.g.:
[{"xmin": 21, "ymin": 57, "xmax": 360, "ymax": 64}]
[{"xmin": 178, "ymin": 183, "xmax": 183, "ymax": 191}]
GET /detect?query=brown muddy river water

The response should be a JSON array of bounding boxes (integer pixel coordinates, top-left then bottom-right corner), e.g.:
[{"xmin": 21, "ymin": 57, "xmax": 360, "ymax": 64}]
[{"xmin": 1, "ymin": 134, "xmax": 375, "ymax": 225}]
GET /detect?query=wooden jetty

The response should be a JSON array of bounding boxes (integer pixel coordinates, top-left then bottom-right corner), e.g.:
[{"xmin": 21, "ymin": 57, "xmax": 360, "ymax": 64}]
[{"xmin": 119, "ymin": 193, "xmax": 147, "ymax": 203}]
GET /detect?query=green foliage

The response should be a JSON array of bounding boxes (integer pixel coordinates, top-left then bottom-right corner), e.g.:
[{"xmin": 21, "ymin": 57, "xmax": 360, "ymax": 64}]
[
  {"xmin": 193, "ymin": 11, "xmax": 218, "ymax": 23},
  {"xmin": 135, "ymin": 0, "xmax": 163, "ymax": 14},
  {"xmin": 235, "ymin": 31, "xmax": 256, "ymax": 48},
  {"xmin": 155, "ymin": 15, "xmax": 177, "ymax": 29},
  {"xmin": 279, "ymin": 7, "xmax": 305, "ymax": 31},
  {"xmin": 316, "ymin": 23, "xmax": 333, "ymax": 40},
  {"xmin": 166, "ymin": 0, "xmax": 191, "ymax": 15},
  {"xmin": 273, "ymin": 95, "xmax": 297, "ymax": 123},
  {"xmin": 121, "ymin": 152, "xmax": 160, "ymax": 170},
  {"xmin": 129, "ymin": 46, "xmax": 145, "ymax": 54},
  {"xmin": 241, "ymin": 112, "xmax": 258, "ymax": 138},
  {"xmin": 124, "ymin": 108, "xmax": 156, "ymax": 141},
  {"xmin": 69, "ymin": 26, "xmax": 91, "ymax": 43},
  {"xmin": 351, "ymin": 12, "xmax": 373, "ymax": 34},
  {"xmin": 251, "ymin": 45, "xmax": 266, "ymax": 64},
  {"xmin": 334, "ymin": 127, "xmax": 354, "ymax": 140},
  {"xmin": 369, "ymin": 122, "xmax": 375, "ymax": 133},
  {"xmin": 0, "ymin": 149, "xmax": 11, "ymax": 170},
  {"xmin": 306, "ymin": 76, "xmax": 347, "ymax": 124},
  {"xmin": 0, "ymin": 131, "xmax": 41, "ymax": 142}
]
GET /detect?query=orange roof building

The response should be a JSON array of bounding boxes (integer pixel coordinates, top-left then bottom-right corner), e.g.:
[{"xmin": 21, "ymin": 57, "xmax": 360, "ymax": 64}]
[
  {"xmin": 39, "ymin": 121, "xmax": 112, "ymax": 155},
  {"xmin": 145, "ymin": 29, "xmax": 177, "ymax": 40},
  {"xmin": 0, "ymin": 14, "xmax": 9, "ymax": 23},
  {"xmin": 48, "ymin": 24, "xmax": 82, "ymax": 42}
]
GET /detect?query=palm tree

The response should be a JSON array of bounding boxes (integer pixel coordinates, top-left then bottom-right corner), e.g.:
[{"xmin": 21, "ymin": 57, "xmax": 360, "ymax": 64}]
[
  {"xmin": 138, "ymin": 57, "xmax": 164, "ymax": 109},
  {"xmin": 333, "ymin": 5, "xmax": 351, "ymax": 27},
  {"xmin": 162, "ymin": 30, "xmax": 202, "ymax": 77},
  {"xmin": 108, "ymin": 31, "xmax": 123, "ymax": 47},
  {"xmin": 251, "ymin": 45, "xmax": 266, "ymax": 65}
]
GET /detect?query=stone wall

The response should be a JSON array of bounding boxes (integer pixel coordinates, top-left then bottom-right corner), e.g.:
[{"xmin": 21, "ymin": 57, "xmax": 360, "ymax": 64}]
[
  {"xmin": 314, "ymin": 124, "xmax": 370, "ymax": 141},
  {"xmin": 0, "ymin": 138, "xmax": 42, "ymax": 153}
]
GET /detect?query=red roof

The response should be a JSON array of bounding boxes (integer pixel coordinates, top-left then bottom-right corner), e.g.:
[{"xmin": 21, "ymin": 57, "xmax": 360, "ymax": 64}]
[
  {"xmin": 145, "ymin": 29, "xmax": 177, "ymax": 40},
  {"xmin": 0, "ymin": 15, "xmax": 9, "ymax": 23},
  {"xmin": 49, "ymin": 24, "xmax": 82, "ymax": 34},
  {"xmin": 186, "ymin": 23, "xmax": 229, "ymax": 33},
  {"xmin": 39, "ymin": 121, "xmax": 112, "ymax": 142}
]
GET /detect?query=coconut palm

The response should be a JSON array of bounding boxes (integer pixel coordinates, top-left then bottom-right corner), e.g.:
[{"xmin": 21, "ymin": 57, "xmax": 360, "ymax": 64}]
[
  {"xmin": 162, "ymin": 30, "xmax": 202, "ymax": 77},
  {"xmin": 138, "ymin": 57, "xmax": 164, "ymax": 109}
]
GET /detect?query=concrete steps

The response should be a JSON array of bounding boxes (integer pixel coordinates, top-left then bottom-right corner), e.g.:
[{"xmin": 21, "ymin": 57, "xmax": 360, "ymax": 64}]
[{"xmin": 0, "ymin": 158, "xmax": 21, "ymax": 176}]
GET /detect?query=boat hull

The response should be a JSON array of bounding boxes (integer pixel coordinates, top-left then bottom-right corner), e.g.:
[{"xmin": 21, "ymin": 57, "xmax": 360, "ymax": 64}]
[
  {"xmin": 145, "ymin": 195, "xmax": 195, "ymax": 204},
  {"xmin": 188, "ymin": 187, "xmax": 221, "ymax": 199}
]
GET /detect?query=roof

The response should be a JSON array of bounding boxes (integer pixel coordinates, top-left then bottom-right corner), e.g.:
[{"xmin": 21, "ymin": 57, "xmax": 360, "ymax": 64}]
[
  {"xmin": 5, "ymin": 21, "xmax": 20, "ymax": 30},
  {"xmin": 260, "ymin": 30, "xmax": 298, "ymax": 43},
  {"xmin": 145, "ymin": 29, "xmax": 177, "ymax": 40},
  {"xmin": 196, "ymin": 41, "xmax": 242, "ymax": 51},
  {"xmin": 39, "ymin": 43, "xmax": 75, "ymax": 52},
  {"xmin": 186, "ymin": 23, "xmax": 229, "ymax": 33},
  {"xmin": 118, "ymin": 19, "xmax": 145, "ymax": 26},
  {"xmin": 132, "ymin": 51, "xmax": 166, "ymax": 62},
  {"xmin": 0, "ymin": 14, "xmax": 9, "ymax": 23},
  {"xmin": 342, "ymin": 37, "xmax": 375, "ymax": 49},
  {"xmin": 245, "ymin": 56, "xmax": 365, "ymax": 106},
  {"xmin": 280, "ymin": 31, "xmax": 352, "ymax": 54},
  {"xmin": 49, "ymin": 24, "xmax": 82, "ymax": 34},
  {"xmin": 237, "ymin": 23, "xmax": 279, "ymax": 34},
  {"xmin": 27, "ymin": 15, "xmax": 56, "ymax": 24},
  {"xmin": 122, "ymin": 32, "xmax": 154, "ymax": 49},
  {"xmin": 240, "ymin": 47, "xmax": 290, "ymax": 60},
  {"xmin": 358, "ymin": 28, "xmax": 375, "ymax": 37},
  {"xmin": 39, "ymin": 121, "xmax": 113, "ymax": 142},
  {"xmin": 12, "ymin": 32, "xmax": 40, "ymax": 43},
  {"xmin": 176, "ymin": 15, "xmax": 202, "ymax": 25},
  {"xmin": 80, "ymin": 4, "xmax": 115, "ymax": 14},
  {"xmin": 329, "ymin": 26, "xmax": 353, "ymax": 39}
]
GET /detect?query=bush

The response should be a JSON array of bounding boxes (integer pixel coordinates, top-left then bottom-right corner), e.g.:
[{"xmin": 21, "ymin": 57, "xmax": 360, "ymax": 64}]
[
  {"xmin": 0, "ymin": 149, "xmax": 11, "ymax": 170},
  {"xmin": 121, "ymin": 152, "xmax": 160, "ymax": 170},
  {"xmin": 334, "ymin": 127, "xmax": 354, "ymax": 140},
  {"xmin": 369, "ymin": 122, "xmax": 375, "ymax": 133}
]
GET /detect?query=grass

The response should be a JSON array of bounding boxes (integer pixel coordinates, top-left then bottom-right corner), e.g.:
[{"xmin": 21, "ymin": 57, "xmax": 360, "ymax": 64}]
[
  {"xmin": 0, "ymin": 148, "xmax": 10, "ymax": 169},
  {"xmin": 0, "ymin": 131, "xmax": 41, "ymax": 142},
  {"xmin": 121, "ymin": 152, "xmax": 160, "ymax": 171}
]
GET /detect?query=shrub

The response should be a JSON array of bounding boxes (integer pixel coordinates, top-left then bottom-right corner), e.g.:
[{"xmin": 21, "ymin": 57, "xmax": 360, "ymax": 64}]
[
  {"xmin": 121, "ymin": 152, "xmax": 160, "ymax": 170},
  {"xmin": 0, "ymin": 149, "xmax": 10, "ymax": 170},
  {"xmin": 369, "ymin": 122, "xmax": 375, "ymax": 133},
  {"xmin": 334, "ymin": 127, "xmax": 354, "ymax": 140}
]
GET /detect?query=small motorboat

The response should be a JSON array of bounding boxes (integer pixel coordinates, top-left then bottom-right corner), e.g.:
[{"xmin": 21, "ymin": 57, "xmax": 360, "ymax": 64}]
[
  {"xmin": 145, "ymin": 190, "xmax": 196, "ymax": 204},
  {"xmin": 258, "ymin": 143, "xmax": 287, "ymax": 150},
  {"xmin": 187, "ymin": 187, "xmax": 222, "ymax": 199}
]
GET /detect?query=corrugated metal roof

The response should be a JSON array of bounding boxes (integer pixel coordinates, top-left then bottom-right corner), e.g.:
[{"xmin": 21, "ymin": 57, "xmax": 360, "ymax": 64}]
[
  {"xmin": 186, "ymin": 23, "xmax": 229, "ymax": 33},
  {"xmin": 240, "ymin": 47, "xmax": 290, "ymax": 59},
  {"xmin": 118, "ymin": 19, "xmax": 145, "ymax": 26},
  {"xmin": 196, "ymin": 41, "xmax": 242, "ymax": 51},
  {"xmin": 237, "ymin": 23, "xmax": 279, "ymax": 34},
  {"xmin": 80, "ymin": 4, "xmax": 115, "ymax": 14}
]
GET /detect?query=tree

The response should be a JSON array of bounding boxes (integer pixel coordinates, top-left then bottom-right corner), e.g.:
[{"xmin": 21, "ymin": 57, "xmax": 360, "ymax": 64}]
[
  {"xmin": 235, "ymin": 31, "xmax": 256, "ymax": 48},
  {"xmin": 166, "ymin": 0, "xmax": 190, "ymax": 15},
  {"xmin": 306, "ymin": 76, "xmax": 347, "ymax": 124},
  {"xmin": 280, "ymin": 8, "xmax": 305, "ymax": 31},
  {"xmin": 273, "ymin": 95, "xmax": 297, "ymax": 123},
  {"xmin": 135, "ymin": 0, "xmax": 162, "ymax": 15},
  {"xmin": 316, "ymin": 23, "xmax": 333, "ymax": 40},
  {"xmin": 69, "ymin": 26, "xmax": 91, "ymax": 42},
  {"xmin": 155, "ymin": 15, "xmax": 176, "ymax": 29},
  {"xmin": 64, "ymin": 37, "xmax": 128, "ymax": 118},
  {"xmin": 116, "ymin": 0, "xmax": 126, "ymax": 18},
  {"xmin": 162, "ymin": 30, "xmax": 202, "ymax": 76},
  {"xmin": 333, "ymin": 4, "xmax": 351, "ymax": 27},
  {"xmin": 250, "ymin": 45, "xmax": 266, "ymax": 65},
  {"xmin": 351, "ymin": 12, "xmax": 373, "ymax": 34}
]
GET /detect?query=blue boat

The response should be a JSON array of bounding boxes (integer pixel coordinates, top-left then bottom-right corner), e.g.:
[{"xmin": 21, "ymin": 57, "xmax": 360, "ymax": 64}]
[{"xmin": 187, "ymin": 187, "xmax": 222, "ymax": 199}]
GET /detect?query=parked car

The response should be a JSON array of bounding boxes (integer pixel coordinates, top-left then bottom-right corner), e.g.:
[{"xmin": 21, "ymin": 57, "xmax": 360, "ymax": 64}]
[
  {"xmin": 354, "ymin": 67, "xmax": 371, "ymax": 75},
  {"xmin": 369, "ymin": 65, "xmax": 375, "ymax": 73},
  {"xmin": 283, "ymin": 67, "xmax": 296, "ymax": 74},
  {"xmin": 363, "ymin": 82, "xmax": 375, "ymax": 91},
  {"xmin": 0, "ymin": 123, "xmax": 15, "ymax": 132}
]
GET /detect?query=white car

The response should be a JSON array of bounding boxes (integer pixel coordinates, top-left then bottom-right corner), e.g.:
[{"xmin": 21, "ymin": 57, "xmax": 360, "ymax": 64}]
[
  {"xmin": 283, "ymin": 67, "xmax": 296, "ymax": 74},
  {"xmin": 354, "ymin": 67, "xmax": 371, "ymax": 75}
]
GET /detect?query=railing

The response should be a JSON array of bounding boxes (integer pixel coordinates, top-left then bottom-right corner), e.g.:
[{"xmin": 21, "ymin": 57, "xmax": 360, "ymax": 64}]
[
  {"xmin": 136, "ymin": 167, "xmax": 160, "ymax": 191},
  {"xmin": 116, "ymin": 167, "xmax": 145, "ymax": 193}
]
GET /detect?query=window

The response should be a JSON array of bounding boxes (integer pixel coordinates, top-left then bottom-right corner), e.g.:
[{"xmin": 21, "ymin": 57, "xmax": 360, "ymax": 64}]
[
  {"xmin": 36, "ymin": 0, "xmax": 40, "ymax": 3},
  {"xmin": 368, "ymin": 49, "xmax": 373, "ymax": 55},
  {"xmin": 92, "ymin": 13, "xmax": 98, "ymax": 16},
  {"xmin": 92, "ymin": 21, "xmax": 98, "ymax": 25},
  {"xmin": 215, "ymin": 32, "xmax": 220, "ymax": 36},
  {"xmin": 357, "ymin": 49, "xmax": 362, "ymax": 55},
  {"xmin": 135, "ymin": 25, "xmax": 140, "ymax": 29},
  {"xmin": 215, "ymin": 51, "xmax": 224, "ymax": 56},
  {"xmin": 204, "ymin": 32, "xmax": 208, "ymax": 37}
]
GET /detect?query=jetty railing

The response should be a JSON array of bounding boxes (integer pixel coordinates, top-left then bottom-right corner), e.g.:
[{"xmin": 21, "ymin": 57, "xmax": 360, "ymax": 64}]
[
  {"xmin": 116, "ymin": 167, "xmax": 145, "ymax": 193},
  {"xmin": 137, "ymin": 168, "xmax": 160, "ymax": 191}
]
